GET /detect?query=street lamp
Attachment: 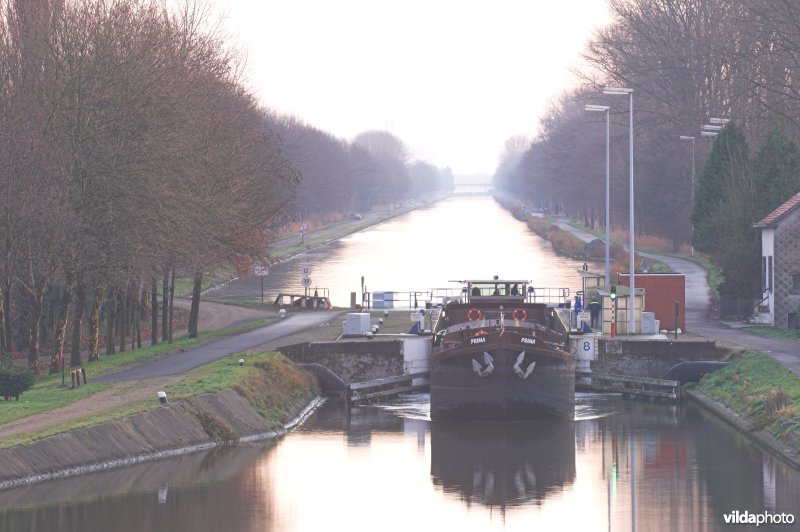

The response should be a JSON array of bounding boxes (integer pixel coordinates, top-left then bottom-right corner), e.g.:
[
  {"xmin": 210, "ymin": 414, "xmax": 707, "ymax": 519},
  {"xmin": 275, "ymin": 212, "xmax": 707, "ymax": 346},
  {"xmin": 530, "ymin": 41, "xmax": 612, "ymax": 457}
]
[
  {"xmin": 679, "ymin": 136, "xmax": 695, "ymax": 256},
  {"xmin": 604, "ymin": 86, "xmax": 635, "ymax": 335},
  {"xmin": 586, "ymin": 104, "xmax": 611, "ymax": 288}
]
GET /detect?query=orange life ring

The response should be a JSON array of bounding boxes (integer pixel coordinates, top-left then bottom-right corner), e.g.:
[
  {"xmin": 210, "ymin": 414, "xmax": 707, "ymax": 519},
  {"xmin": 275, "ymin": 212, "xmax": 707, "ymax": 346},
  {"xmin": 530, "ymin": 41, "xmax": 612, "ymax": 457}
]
[
  {"xmin": 467, "ymin": 308, "xmax": 483, "ymax": 321},
  {"xmin": 513, "ymin": 308, "xmax": 527, "ymax": 321}
]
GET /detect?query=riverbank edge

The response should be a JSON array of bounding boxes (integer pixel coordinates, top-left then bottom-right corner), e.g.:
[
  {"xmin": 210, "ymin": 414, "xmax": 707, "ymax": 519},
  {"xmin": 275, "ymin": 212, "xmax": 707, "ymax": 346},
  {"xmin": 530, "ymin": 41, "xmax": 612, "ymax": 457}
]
[
  {"xmin": 0, "ymin": 389, "xmax": 325, "ymax": 491},
  {"xmin": 687, "ymin": 388, "xmax": 800, "ymax": 469},
  {"xmin": 200, "ymin": 195, "xmax": 447, "ymax": 301}
]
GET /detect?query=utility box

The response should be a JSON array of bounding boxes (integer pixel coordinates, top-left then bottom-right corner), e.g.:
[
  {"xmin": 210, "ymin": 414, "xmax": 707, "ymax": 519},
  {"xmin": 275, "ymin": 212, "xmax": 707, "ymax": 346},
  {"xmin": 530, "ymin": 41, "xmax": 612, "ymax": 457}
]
[
  {"xmin": 344, "ymin": 313, "xmax": 371, "ymax": 335},
  {"xmin": 641, "ymin": 312, "xmax": 656, "ymax": 334}
]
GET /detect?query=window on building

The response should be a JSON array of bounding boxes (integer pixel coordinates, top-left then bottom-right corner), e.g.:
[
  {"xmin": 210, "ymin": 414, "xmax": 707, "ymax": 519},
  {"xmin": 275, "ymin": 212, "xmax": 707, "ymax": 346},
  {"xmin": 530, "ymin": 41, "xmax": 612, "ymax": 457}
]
[{"xmin": 792, "ymin": 273, "xmax": 800, "ymax": 295}]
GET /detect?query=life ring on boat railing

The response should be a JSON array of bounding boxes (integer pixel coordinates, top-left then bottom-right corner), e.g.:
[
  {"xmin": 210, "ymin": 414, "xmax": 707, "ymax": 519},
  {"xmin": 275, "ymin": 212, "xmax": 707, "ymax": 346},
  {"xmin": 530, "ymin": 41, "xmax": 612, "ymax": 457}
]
[
  {"xmin": 513, "ymin": 308, "xmax": 527, "ymax": 321},
  {"xmin": 467, "ymin": 308, "xmax": 483, "ymax": 321}
]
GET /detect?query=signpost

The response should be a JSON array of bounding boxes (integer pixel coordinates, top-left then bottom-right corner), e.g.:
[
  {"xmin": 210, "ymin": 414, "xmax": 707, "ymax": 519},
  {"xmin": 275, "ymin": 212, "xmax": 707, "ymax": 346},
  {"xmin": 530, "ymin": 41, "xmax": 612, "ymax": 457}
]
[
  {"xmin": 254, "ymin": 265, "xmax": 269, "ymax": 302},
  {"xmin": 299, "ymin": 266, "xmax": 312, "ymax": 296}
]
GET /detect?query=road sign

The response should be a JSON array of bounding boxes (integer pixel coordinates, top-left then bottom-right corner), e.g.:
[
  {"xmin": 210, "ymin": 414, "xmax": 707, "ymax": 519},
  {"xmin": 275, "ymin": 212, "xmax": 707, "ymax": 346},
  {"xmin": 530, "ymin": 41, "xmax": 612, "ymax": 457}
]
[
  {"xmin": 301, "ymin": 277, "xmax": 312, "ymax": 288},
  {"xmin": 253, "ymin": 265, "xmax": 269, "ymax": 277},
  {"xmin": 302, "ymin": 267, "xmax": 311, "ymax": 276}
]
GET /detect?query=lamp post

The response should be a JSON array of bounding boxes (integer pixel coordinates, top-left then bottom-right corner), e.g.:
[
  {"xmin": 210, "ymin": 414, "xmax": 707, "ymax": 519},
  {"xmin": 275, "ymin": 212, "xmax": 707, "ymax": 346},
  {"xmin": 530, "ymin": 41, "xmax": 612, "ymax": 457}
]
[
  {"xmin": 679, "ymin": 135, "xmax": 695, "ymax": 256},
  {"xmin": 604, "ymin": 86, "xmax": 635, "ymax": 335},
  {"xmin": 586, "ymin": 104, "xmax": 611, "ymax": 288}
]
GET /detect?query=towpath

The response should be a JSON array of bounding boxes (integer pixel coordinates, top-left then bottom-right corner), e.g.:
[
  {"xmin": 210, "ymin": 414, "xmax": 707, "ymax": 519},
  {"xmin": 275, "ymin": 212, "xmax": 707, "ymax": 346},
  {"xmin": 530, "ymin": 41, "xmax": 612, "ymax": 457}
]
[
  {"xmin": 552, "ymin": 218, "xmax": 800, "ymax": 375},
  {"xmin": 97, "ymin": 310, "xmax": 341, "ymax": 382}
]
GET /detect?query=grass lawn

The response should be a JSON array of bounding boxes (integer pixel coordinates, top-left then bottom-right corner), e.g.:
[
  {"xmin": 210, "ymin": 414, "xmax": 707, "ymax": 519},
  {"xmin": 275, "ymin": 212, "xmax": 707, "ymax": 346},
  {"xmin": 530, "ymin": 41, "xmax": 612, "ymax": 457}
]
[
  {"xmin": 696, "ymin": 350, "xmax": 800, "ymax": 445},
  {"xmin": 742, "ymin": 326, "xmax": 800, "ymax": 343},
  {"xmin": 0, "ymin": 351, "xmax": 309, "ymax": 449},
  {"xmin": 0, "ymin": 316, "xmax": 276, "ymax": 427}
]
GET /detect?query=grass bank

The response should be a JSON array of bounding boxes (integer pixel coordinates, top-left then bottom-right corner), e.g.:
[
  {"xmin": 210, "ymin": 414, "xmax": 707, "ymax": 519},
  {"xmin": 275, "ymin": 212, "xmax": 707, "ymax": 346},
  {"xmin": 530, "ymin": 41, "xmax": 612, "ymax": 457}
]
[
  {"xmin": 695, "ymin": 350, "xmax": 800, "ymax": 458},
  {"xmin": 1, "ymin": 351, "xmax": 316, "ymax": 449},
  {"xmin": 0, "ymin": 316, "xmax": 277, "ymax": 427}
]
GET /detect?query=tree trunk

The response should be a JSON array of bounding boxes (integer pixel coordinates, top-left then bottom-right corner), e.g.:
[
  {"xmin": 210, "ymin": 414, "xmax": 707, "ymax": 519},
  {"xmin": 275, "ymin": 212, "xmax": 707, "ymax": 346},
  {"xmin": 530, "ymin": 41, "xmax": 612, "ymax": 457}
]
[
  {"xmin": 135, "ymin": 283, "xmax": 141, "ymax": 349},
  {"xmin": 49, "ymin": 272, "xmax": 75, "ymax": 374},
  {"xmin": 188, "ymin": 271, "xmax": 202, "ymax": 338},
  {"xmin": 161, "ymin": 271, "xmax": 169, "ymax": 342},
  {"xmin": 27, "ymin": 285, "xmax": 45, "ymax": 372},
  {"xmin": 151, "ymin": 277, "xmax": 158, "ymax": 345},
  {"xmin": 168, "ymin": 267, "xmax": 175, "ymax": 343},
  {"xmin": 0, "ymin": 281, "xmax": 5, "ymax": 366},
  {"xmin": 2, "ymin": 279, "xmax": 11, "ymax": 359},
  {"xmin": 118, "ymin": 290, "xmax": 127, "ymax": 352},
  {"xmin": 106, "ymin": 291, "xmax": 116, "ymax": 355},
  {"xmin": 88, "ymin": 285, "xmax": 103, "ymax": 361},
  {"xmin": 70, "ymin": 275, "xmax": 86, "ymax": 367}
]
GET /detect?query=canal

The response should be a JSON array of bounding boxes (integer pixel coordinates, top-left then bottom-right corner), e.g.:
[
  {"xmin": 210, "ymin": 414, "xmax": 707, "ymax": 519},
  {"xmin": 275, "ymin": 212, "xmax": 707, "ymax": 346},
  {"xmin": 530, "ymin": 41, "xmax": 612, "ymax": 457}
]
[
  {"xmin": 209, "ymin": 195, "xmax": 588, "ymax": 306},
  {"xmin": 1, "ymin": 195, "xmax": 798, "ymax": 531}
]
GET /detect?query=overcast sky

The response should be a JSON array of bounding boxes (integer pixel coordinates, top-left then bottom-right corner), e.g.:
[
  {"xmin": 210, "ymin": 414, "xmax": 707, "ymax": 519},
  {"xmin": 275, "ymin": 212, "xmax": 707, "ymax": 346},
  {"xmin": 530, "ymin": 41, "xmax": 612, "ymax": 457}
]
[{"xmin": 206, "ymin": 0, "xmax": 611, "ymax": 177}]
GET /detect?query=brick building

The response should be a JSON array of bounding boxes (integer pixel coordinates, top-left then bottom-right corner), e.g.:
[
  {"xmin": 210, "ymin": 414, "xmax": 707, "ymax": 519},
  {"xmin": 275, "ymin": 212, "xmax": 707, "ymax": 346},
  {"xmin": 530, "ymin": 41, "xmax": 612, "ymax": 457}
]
[{"xmin": 753, "ymin": 192, "xmax": 800, "ymax": 328}]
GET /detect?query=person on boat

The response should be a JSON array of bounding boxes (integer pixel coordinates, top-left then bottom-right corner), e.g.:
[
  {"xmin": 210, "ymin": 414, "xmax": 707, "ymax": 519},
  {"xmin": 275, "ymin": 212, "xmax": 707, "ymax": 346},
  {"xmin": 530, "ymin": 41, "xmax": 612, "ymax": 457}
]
[
  {"xmin": 510, "ymin": 284, "xmax": 520, "ymax": 296},
  {"xmin": 492, "ymin": 285, "xmax": 500, "ymax": 296},
  {"xmin": 471, "ymin": 286, "xmax": 481, "ymax": 296}
]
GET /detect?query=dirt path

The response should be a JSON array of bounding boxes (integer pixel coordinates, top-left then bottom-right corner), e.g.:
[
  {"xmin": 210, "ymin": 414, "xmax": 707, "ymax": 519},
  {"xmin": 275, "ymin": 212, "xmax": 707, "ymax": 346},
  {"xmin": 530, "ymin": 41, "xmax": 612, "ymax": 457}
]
[
  {"xmin": 172, "ymin": 299, "xmax": 270, "ymax": 330},
  {"xmin": 0, "ymin": 300, "xmax": 271, "ymax": 441}
]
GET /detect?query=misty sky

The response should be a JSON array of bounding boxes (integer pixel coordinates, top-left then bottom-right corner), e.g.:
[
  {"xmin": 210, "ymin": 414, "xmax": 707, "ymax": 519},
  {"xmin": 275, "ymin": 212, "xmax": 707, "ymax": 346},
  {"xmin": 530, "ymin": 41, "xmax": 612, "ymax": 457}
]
[{"xmin": 207, "ymin": 0, "xmax": 611, "ymax": 177}]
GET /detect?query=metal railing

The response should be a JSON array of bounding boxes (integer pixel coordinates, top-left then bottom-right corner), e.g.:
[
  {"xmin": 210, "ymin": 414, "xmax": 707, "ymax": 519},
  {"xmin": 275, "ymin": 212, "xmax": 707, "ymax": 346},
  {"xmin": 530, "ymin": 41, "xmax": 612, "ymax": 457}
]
[{"xmin": 364, "ymin": 287, "xmax": 572, "ymax": 310}]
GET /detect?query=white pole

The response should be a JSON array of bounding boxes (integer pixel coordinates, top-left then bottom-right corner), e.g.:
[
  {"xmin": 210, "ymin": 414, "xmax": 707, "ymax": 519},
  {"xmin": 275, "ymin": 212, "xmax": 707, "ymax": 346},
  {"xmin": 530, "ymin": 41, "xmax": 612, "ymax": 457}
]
[
  {"xmin": 628, "ymin": 91, "xmax": 635, "ymax": 336},
  {"xmin": 605, "ymin": 108, "xmax": 610, "ymax": 288}
]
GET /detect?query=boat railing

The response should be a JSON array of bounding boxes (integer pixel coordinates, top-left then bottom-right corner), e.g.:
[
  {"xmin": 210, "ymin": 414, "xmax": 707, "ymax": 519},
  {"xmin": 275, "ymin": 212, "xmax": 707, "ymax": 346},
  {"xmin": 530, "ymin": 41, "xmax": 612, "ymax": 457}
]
[{"xmin": 366, "ymin": 286, "xmax": 571, "ymax": 309}]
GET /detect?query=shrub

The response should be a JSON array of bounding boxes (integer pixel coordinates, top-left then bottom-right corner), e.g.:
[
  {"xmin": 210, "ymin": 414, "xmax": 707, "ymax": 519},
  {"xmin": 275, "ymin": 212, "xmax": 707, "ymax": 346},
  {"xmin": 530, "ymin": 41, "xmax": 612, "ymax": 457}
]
[{"xmin": 0, "ymin": 368, "xmax": 35, "ymax": 401}]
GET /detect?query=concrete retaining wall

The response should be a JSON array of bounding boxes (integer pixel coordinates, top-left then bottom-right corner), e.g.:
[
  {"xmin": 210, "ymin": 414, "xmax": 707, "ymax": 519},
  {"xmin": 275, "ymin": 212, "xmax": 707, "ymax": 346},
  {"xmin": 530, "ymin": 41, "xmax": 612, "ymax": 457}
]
[
  {"xmin": 592, "ymin": 338, "xmax": 725, "ymax": 378},
  {"xmin": 0, "ymin": 389, "xmax": 313, "ymax": 489},
  {"xmin": 279, "ymin": 340, "xmax": 405, "ymax": 383}
]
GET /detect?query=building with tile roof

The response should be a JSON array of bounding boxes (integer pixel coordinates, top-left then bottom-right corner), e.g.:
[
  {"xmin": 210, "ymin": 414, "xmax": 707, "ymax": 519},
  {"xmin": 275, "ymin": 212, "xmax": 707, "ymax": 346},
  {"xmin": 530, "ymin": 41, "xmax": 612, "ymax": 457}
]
[{"xmin": 753, "ymin": 192, "xmax": 800, "ymax": 327}]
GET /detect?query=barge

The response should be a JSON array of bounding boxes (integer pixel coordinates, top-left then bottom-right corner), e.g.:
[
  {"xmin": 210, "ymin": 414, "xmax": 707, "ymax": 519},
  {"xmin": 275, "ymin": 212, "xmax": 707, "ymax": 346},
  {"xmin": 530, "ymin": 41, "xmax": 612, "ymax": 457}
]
[{"xmin": 430, "ymin": 278, "xmax": 575, "ymax": 420}]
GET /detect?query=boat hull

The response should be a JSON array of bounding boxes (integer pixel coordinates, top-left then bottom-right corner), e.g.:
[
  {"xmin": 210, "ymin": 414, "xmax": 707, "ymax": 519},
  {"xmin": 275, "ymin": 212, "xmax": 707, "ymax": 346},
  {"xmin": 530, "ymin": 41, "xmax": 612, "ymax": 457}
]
[{"xmin": 430, "ymin": 347, "xmax": 575, "ymax": 420}]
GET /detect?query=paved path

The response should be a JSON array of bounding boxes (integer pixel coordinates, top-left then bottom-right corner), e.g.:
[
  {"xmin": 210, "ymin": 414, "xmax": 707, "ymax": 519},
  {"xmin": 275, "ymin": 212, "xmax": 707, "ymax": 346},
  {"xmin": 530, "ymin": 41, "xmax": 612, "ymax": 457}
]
[
  {"xmin": 552, "ymin": 219, "xmax": 800, "ymax": 375},
  {"xmin": 97, "ymin": 311, "xmax": 341, "ymax": 382}
]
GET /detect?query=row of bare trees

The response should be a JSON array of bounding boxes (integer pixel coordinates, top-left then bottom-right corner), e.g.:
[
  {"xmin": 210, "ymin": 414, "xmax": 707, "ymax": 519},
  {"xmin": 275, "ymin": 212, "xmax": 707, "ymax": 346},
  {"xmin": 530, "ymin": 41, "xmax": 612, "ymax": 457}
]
[
  {"xmin": 495, "ymin": 0, "xmax": 800, "ymax": 301},
  {"xmin": 0, "ymin": 0, "xmax": 299, "ymax": 372},
  {"xmin": 265, "ymin": 118, "xmax": 453, "ymax": 221},
  {"xmin": 0, "ymin": 0, "xmax": 453, "ymax": 373}
]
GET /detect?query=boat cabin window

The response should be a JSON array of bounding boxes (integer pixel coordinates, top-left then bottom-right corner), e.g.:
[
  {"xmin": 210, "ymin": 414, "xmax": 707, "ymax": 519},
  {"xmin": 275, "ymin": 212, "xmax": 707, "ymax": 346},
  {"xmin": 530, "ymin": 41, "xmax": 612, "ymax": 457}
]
[{"xmin": 466, "ymin": 281, "xmax": 527, "ymax": 301}]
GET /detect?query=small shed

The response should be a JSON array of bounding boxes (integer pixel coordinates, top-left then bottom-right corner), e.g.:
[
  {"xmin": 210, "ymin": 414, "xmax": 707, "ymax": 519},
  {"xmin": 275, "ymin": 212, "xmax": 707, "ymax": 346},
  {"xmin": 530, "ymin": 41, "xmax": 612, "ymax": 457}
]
[
  {"xmin": 618, "ymin": 273, "xmax": 686, "ymax": 332},
  {"xmin": 592, "ymin": 285, "xmax": 645, "ymax": 335}
]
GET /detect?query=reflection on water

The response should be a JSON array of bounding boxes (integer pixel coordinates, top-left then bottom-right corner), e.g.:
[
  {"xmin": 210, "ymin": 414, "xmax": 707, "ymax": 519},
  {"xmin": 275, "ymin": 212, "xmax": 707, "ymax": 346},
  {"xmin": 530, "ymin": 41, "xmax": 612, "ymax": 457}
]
[
  {"xmin": 2, "ymin": 394, "xmax": 798, "ymax": 531},
  {"xmin": 430, "ymin": 420, "xmax": 576, "ymax": 507},
  {"xmin": 209, "ymin": 196, "xmax": 588, "ymax": 306}
]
